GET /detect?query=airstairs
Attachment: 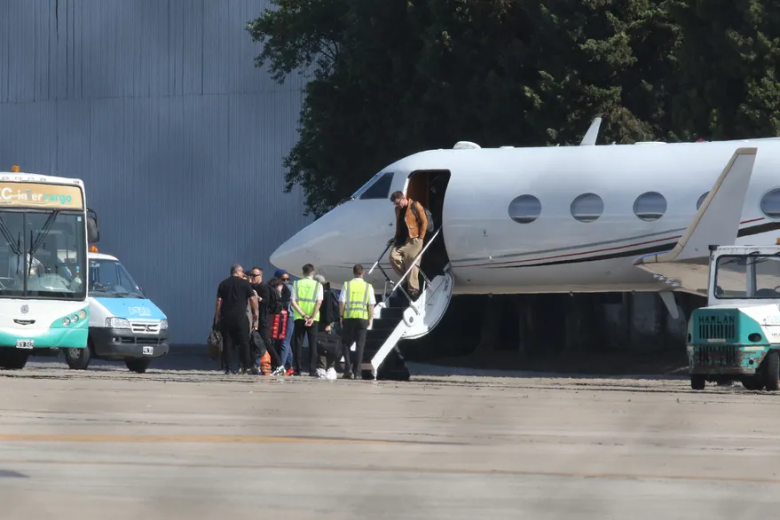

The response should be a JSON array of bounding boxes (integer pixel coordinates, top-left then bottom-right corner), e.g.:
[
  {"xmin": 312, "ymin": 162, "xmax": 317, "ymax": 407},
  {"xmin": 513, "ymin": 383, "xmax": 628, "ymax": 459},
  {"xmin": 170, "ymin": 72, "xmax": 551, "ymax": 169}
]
[{"xmin": 341, "ymin": 228, "xmax": 454, "ymax": 380}]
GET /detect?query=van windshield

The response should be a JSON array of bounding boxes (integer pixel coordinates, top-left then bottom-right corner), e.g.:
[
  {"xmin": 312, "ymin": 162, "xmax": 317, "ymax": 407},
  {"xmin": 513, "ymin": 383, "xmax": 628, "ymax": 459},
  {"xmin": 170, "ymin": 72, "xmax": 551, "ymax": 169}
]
[{"xmin": 88, "ymin": 258, "xmax": 144, "ymax": 298}]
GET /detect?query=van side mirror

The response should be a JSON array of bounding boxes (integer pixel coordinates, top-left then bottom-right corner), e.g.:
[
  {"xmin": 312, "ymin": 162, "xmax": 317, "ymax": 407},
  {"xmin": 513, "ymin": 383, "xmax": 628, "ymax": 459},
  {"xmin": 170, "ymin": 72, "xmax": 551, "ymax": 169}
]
[{"xmin": 87, "ymin": 208, "xmax": 100, "ymax": 244}]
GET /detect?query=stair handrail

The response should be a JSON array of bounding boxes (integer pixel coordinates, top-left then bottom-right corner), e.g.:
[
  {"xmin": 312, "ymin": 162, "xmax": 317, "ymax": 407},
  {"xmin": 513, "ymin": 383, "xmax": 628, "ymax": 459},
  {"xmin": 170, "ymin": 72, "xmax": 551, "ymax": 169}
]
[
  {"xmin": 368, "ymin": 241, "xmax": 393, "ymax": 276},
  {"xmin": 384, "ymin": 228, "xmax": 442, "ymax": 304}
]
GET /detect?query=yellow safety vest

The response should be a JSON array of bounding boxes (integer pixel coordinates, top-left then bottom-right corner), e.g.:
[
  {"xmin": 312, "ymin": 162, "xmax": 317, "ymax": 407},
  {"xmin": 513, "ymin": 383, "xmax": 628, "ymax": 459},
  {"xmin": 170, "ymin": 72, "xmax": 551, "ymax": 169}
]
[
  {"xmin": 343, "ymin": 278, "xmax": 370, "ymax": 320},
  {"xmin": 293, "ymin": 278, "xmax": 321, "ymax": 321}
]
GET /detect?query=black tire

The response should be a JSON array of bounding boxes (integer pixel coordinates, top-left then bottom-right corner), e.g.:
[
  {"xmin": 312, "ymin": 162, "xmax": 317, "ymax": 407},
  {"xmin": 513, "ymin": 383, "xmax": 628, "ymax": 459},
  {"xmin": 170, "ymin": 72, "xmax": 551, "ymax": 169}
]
[
  {"xmin": 125, "ymin": 358, "xmax": 150, "ymax": 374},
  {"xmin": 0, "ymin": 350, "xmax": 28, "ymax": 370},
  {"xmin": 742, "ymin": 376, "xmax": 763, "ymax": 391},
  {"xmin": 764, "ymin": 351, "xmax": 780, "ymax": 391},
  {"xmin": 691, "ymin": 374, "xmax": 706, "ymax": 390},
  {"xmin": 64, "ymin": 346, "xmax": 91, "ymax": 370}
]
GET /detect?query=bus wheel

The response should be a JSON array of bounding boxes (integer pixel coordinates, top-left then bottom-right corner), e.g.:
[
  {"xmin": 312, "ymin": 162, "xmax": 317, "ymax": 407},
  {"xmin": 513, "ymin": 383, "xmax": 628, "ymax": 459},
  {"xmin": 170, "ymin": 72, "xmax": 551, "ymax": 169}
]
[
  {"xmin": 0, "ymin": 350, "xmax": 28, "ymax": 370},
  {"xmin": 125, "ymin": 359, "xmax": 150, "ymax": 374},
  {"xmin": 763, "ymin": 351, "xmax": 780, "ymax": 391},
  {"xmin": 691, "ymin": 375, "xmax": 705, "ymax": 390},
  {"xmin": 64, "ymin": 346, "xmax": 91, "ymax": 370}
]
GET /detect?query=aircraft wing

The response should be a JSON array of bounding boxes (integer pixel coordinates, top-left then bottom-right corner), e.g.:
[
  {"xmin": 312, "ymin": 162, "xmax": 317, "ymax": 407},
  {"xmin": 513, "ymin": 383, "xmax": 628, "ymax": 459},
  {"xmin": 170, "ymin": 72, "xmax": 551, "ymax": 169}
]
[{"xmin": 633, "ymin": 147, "xmax": 758, "ymax": 295}]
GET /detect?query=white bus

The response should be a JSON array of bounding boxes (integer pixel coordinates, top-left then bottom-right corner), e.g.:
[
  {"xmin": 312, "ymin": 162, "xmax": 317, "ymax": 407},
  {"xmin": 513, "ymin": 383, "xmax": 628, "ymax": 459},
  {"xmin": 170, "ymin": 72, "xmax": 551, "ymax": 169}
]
[{"xmin": 0, "ymin": 166, "xmax": 99, "ymax": 370}]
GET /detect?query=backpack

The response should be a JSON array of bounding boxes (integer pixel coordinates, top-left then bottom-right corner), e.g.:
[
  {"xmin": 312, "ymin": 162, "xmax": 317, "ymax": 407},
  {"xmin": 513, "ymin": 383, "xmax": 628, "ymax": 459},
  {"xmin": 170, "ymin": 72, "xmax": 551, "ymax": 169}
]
[
  {"xmin": 323, "ymin": 289, "xmax": 339, "ymax": 324},
  {"xmin": 267, "ymin": 286, "xmax": 283, "ymax": 315},
  {"xmin": 410, "ymin": 201, "xmax": 434, "ymax": 234}
]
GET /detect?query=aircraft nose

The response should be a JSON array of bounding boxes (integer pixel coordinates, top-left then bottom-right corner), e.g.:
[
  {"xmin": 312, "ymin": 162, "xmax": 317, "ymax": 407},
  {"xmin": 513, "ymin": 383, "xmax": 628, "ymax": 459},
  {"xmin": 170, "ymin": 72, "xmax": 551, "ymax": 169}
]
[
  {"xmin": 270, "ymin": 222, "xmax": 327, "ymax": 274},
  {"xmin": 269, "ymin": 236, "xmax": 306, "ymax": 275}
]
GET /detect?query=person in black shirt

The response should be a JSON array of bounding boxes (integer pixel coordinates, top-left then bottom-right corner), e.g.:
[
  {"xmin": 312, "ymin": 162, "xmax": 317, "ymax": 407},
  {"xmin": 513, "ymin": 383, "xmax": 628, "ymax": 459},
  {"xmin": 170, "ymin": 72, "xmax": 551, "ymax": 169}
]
[
  {"xmin": 214, "ymin": 264, "xmax": 258, "ymax": 374},
  {"xmin": 248, "ymin": 267, "xmax": 284, "ymax": 375}
]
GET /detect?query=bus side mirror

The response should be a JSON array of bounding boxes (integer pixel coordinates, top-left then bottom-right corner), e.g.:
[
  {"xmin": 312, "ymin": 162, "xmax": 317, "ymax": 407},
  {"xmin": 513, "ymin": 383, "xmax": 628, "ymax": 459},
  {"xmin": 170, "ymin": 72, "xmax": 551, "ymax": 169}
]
[{"xmin": 87, "ymin": 208, "xmax": 100, "ymax": 244}]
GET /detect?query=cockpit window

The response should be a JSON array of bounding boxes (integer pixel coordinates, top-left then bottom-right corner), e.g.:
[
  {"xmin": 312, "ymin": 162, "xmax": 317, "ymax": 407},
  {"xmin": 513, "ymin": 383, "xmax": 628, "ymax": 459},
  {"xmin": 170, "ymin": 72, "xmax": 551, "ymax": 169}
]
[{"xmin": 351, "ymin": 172, "xmax": 394, "ymax": 200}]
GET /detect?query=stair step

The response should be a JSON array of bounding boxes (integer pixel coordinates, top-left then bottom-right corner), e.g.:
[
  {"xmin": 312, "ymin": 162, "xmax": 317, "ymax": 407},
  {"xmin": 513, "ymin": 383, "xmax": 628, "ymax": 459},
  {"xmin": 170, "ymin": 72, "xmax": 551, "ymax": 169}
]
[
  {"xmin": 386, "ymin": 293, "xmax": 408, "ymax": 308},
  {"xmin": 380, "ymin": 307, "xmax": 404, "ymax": 321},
  {"xmin": 370, "ymin": 319, "xmax": 396, "ymax": 332},
  {"xmin": 366, "ymin": 327, "xmax": 393, "ymax": 340},
  {"xmin": 364, "ymin": 336, "xmax": 386, "ymax": 356}
]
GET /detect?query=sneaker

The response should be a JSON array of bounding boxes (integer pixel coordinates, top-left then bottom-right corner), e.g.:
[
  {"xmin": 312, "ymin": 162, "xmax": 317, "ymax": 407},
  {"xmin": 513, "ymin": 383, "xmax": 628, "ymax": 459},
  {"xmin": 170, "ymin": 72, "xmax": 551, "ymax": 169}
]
[
  {"xmin": 271, "ymin": 366, "xmax": 285, "ymax": 376},
  {"xmin": 342, "ymin": 372, "xmax": 354, "ymax": 380},
  {"xmin": 285, "ymin": 368, "xmax": 294, "ymax": 376},
  {"xmin": 316, "ymin": 368, "xmax": 327, "ymax": 379},
  {"xmin": 326, "ymin": 367, "xmax": 337, "ymax": 380}
]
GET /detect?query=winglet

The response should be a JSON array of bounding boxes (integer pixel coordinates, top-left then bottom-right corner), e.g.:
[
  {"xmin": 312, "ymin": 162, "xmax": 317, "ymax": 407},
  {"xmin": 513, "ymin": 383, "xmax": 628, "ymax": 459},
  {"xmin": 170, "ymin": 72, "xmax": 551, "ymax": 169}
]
[
  {"xmin": 580, "ymin": 117, "xmax": 602, "ymax": 146},
  {"xmin": 634, "ymin": 147, "xmax": 757, "ymax": 266}
]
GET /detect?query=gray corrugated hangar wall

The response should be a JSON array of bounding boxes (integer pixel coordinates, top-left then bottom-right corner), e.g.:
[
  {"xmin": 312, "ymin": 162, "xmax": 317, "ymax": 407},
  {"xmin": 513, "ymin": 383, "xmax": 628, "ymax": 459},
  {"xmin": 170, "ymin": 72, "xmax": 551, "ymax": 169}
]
[{"xmin": 0, "ymin": 0, "xmax": 311, "ymax": 344}]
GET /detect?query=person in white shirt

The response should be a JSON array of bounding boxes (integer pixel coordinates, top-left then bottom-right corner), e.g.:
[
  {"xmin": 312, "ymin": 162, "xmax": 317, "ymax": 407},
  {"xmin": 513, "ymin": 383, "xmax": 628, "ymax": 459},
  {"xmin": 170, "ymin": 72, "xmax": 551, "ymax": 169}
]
[{"xmin": 339, "ymin": 264, "xmax": 376, "ymax": 380}]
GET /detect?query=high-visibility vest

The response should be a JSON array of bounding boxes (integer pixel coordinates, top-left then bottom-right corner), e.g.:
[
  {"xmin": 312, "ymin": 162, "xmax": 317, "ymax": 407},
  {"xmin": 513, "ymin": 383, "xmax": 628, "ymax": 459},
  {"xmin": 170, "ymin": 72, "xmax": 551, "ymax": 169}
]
[
  {"xmin": 293, "ymin": 278, "xmax": 321, "ymax": 321},
  {"xmin": 343, "ymin": 278, "xmax": 370, "ymax": 320}
]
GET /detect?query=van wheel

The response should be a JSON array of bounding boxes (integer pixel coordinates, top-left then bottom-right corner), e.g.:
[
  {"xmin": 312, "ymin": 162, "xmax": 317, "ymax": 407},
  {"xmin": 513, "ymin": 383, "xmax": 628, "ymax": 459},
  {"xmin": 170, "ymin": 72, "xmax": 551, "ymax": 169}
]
[
  {"xmin": 64, "ymin": 346, "xmax": 91, "ymax": 370},
  {"xmin": 125, "ymin": 359, "xmax": 150, "ymax": 374},
  {"xmin": 0, "ymin": 350, "xmax": 28, "ymax": 370},
  {"xmin": 691, "ymin": 375, "xmax": 705, "ymax": 390},
  {"xmin": 763, "ymin": 351, "xmax": 780, "ymax": 391}
]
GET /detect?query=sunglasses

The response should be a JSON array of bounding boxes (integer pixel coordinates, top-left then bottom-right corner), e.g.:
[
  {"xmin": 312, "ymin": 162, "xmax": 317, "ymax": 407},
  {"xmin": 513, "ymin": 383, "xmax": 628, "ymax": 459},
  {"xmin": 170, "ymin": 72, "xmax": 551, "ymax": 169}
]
[{"xmin": 281, "ymin": 277, "xmax": 289, "ymax": 281}]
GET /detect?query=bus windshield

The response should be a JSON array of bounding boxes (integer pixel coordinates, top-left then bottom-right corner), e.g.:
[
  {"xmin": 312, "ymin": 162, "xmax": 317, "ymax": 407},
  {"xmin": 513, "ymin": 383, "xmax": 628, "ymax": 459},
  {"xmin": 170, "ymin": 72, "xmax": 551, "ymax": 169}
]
[
  {"xmin": 88, "ymin": 258, "xmax": 144, "ymax": 299},
  {"xmin": 0, "ymin": 210, "xmax": 86, "ymax": 300}
]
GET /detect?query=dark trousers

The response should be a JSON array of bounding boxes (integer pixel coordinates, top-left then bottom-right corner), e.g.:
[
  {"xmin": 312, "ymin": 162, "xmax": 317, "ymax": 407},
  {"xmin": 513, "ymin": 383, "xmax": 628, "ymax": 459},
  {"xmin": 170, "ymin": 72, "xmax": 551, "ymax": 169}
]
[
  {"xmin": 341, "ymin": 319, "xmax": 368, "ymax": 376},
  {"xmin": 256, "ymin": 315, "xmax": 282, "ymax": 368},
  {"xmin": 221, "ymin": 316, "xmax": 252, "ymax": 373},
  {"xmin": 292, "ymin": 319, "xmax": 318, "ymax": 375}
]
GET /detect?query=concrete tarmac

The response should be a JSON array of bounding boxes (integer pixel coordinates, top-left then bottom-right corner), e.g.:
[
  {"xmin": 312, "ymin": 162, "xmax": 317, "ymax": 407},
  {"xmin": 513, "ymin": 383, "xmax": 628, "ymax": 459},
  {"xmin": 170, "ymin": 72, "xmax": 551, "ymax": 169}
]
[{"xmin": 1, "ymin": 350, "xmax": 780, "ymax": 519}]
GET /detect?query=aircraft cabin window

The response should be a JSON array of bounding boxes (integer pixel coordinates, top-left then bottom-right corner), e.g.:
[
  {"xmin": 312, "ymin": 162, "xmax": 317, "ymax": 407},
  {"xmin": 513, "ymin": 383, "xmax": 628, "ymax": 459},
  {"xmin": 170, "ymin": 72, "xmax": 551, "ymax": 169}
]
[
  {"xmin": 760, "ymin": 189, "xmax": 780, "ymax": 218},
  {"xmin": 508, "ymin": 195, "xmax": 541, "ymax": 224},
  {"xmin": 570, "ymin": 193, "xmax": 604, "ymax": 223},
  {"xmin": 358, "ymin": 172, "xmax": 394, "ymax": 200},
  {"xmin": 633, "ymin": 191, "xmax": 667, "ymax": 222},
  {"xmin": 696, "ymin": 192, "xmax": 709, "ymax": 210}
]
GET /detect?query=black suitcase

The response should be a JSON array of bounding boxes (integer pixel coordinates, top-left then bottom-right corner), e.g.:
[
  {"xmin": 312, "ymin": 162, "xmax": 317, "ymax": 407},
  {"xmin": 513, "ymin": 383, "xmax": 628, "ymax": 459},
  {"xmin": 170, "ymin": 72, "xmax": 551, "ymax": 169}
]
[{"xmin": 317, "ymin": 331, "xmax": 341, "ymax": 356}]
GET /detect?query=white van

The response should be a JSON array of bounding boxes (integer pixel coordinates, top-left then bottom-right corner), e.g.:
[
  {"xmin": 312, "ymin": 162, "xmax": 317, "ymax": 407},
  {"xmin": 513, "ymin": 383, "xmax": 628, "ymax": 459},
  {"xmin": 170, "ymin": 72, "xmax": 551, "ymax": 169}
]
[{"xmin": 63, "ymin": 250, "xmax": 169, "ymax": 373}]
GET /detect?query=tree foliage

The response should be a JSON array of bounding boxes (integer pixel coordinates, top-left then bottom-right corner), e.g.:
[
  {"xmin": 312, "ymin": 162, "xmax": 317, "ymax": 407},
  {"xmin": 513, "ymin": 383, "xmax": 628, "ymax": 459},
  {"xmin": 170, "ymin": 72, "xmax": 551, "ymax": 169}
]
[{"xmin": 248, "ymin": 0, "xmax": 780, "ymax": 217}]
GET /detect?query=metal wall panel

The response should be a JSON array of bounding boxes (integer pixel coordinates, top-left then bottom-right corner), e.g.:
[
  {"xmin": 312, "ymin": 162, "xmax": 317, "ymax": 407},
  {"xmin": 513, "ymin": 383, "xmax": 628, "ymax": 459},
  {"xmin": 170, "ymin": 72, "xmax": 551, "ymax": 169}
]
[{"xmin": 0, "ymin": 0, "xmax": 312, "ymax": 344}]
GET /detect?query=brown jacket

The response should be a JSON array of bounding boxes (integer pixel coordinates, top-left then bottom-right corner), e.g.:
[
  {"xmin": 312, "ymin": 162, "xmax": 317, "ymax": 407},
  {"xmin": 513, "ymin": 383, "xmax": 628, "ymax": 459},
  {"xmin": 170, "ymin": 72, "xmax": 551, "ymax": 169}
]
[{"xmin": 395, "ymin": 199, "xmax": 428, "ymax": 242}]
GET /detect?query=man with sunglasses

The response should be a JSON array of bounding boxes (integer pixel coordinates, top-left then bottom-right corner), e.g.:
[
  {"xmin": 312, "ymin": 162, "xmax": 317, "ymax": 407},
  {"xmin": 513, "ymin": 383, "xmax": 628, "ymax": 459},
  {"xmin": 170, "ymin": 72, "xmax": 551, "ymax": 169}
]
[
  {"xmin": 248, "ymin": 267, "xmax": 285, "ymax": 376},
  {"xmin": 274, "ymin": 269, "xmax": 295, "ymax": 375}
]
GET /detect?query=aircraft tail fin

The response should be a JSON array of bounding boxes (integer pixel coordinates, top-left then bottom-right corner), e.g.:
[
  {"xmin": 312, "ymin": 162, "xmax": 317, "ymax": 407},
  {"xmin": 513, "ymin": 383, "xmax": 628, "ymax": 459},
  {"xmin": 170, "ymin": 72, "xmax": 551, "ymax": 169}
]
[{"xmin": 634, "ymin": 147, "xmax": 757, "ymax": 267}]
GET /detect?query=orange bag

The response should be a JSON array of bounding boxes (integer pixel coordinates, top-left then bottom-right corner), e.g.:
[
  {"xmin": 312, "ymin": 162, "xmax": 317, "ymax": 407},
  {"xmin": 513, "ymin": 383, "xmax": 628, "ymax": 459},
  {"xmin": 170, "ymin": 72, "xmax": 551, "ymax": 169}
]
[
  {"xmin": 271, "ymin": 310, "xmax": 288, "ymax": 340},
  {"xmin": 260, "ymin": 351, "xmax": 272, "ymax": 375}
]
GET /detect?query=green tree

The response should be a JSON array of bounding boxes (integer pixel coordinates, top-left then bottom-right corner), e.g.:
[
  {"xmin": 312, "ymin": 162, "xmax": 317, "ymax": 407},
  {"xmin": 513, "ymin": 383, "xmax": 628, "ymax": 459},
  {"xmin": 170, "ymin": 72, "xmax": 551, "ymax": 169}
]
[
  {"xmin": 248, "ymin": 0, "xmax": 432, "ymax": 217},
  {"xmin": 248, "ymin": 0, "xmax": 679, "ymax": 216},
  {"xmin": 667, "ymin": 0, "xmax": 780, "ymax": 140}
]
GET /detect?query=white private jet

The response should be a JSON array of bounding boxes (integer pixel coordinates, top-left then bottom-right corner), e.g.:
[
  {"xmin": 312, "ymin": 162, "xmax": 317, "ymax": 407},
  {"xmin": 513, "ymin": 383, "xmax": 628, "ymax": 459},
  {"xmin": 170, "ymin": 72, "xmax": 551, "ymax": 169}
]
[{"xmin": 270, "ymin": 120, "xmax": 770, "ymax": 379}]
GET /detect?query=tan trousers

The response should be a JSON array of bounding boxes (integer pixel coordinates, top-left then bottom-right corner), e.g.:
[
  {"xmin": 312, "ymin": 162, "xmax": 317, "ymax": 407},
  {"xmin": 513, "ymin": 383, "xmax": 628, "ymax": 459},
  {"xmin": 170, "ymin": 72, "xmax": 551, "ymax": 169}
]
[{"xmin": 389, "ymin": 237, "xmax": 424, "ymax": 292}]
